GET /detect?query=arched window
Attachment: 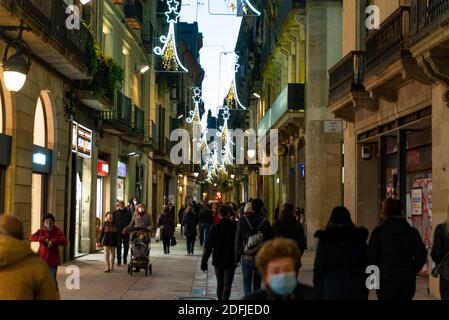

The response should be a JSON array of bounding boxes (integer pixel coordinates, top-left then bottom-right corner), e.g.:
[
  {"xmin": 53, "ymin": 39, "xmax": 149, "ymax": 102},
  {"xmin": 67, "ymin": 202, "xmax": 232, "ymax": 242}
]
[{"xmin": 33, "ymin": 97, "xmax": 47, "ymax": 148}]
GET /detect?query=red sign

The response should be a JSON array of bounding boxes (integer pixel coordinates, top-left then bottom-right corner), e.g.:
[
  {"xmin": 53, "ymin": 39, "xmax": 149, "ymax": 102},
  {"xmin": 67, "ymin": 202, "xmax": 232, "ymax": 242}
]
[{"xmin": 98, "ymin": 160, "xmax": 109, "ymax": 177}]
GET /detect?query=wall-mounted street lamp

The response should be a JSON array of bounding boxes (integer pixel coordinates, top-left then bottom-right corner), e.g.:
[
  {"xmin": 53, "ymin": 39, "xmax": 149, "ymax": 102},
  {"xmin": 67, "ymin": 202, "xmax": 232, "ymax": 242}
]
[
  {"xmin": 1, "ymin": 23, "xmax": 32, "ymax": 93},
  {"xmin": 80, "ymin": 0, "xmax": 92, "ymax": 4}
]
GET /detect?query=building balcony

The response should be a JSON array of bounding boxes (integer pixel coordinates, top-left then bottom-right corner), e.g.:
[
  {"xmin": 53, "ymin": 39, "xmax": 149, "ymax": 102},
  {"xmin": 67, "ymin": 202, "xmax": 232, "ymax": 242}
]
[
  {"xmin": 0, "ymin": 0, "xmax": 93, "ymax": 79},
  {"xmin": 364, "ymin": 6, "xmax": 430, "ymax": 102},
  {"xmin": 260, "ymin": 0, "xmax": 305, "ymax": 70},
  {"xmin": 258, "ymin": 83, "xmax": 305, "ymax": 133},
  {"xmin": 328, "ymin": 51, "xmax": 378, "ymax": 122},
  {"xmin": 124, "ymin": 0, "xmax": 143, "ymax": 30},
  {"xmin": 100, "ymin": 91, "xmax": 132, "ymax": 135},
  {"xmin": 409, "ymin": 0, "xmax": 449, "ymax": 91}
]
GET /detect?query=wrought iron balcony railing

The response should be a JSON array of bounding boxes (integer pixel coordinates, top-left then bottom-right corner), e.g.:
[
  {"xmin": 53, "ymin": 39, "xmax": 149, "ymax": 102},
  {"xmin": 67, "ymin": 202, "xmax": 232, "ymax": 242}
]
[
  {"xmin": 365, "ymin": 7, "xmax": 409, "ymax": 77},
  {"xmin": 101, "ymin": 91, "xmax": 132, "ymax": 128},
  {"xmin": 133, "ymin": 105, "xmax": 145, "ymax": 136},
  {"xmin": 410, "ymin": 0, "xmax": 449, "ymax": 45},
  {"xmin": 124, "ymin": 0, "xmax": 143, "ymax": 29},
  {"xmin": 329, "ymin": 51, "xmax": 366, "ymax": 103},
  {"xmin": 0, "ymin": 0, "xmax": 93, "ymax": 70}
]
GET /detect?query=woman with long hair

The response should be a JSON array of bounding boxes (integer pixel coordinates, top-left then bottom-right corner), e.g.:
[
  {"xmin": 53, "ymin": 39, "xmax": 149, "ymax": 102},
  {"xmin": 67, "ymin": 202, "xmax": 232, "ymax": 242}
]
[{"xmin": 313, "ymin": 207, "xmax": 369, "ymax": 300}]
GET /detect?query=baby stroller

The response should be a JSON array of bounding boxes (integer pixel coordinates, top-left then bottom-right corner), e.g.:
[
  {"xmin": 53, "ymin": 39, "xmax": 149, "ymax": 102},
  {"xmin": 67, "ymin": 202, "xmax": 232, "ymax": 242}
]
[{"xmin": 127, "ymin": 228, "xmax": 153, "ymax": 276}]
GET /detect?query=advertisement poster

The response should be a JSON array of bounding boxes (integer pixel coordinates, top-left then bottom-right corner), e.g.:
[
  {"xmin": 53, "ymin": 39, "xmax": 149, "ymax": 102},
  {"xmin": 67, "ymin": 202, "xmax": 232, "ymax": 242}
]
[
  {"xmin": 411, "ymin": 188, "xmax": 423, "ymax": 216},
  {"xmin": 117, "ymin": 178, "xmax": 125, "ymax": 202}
]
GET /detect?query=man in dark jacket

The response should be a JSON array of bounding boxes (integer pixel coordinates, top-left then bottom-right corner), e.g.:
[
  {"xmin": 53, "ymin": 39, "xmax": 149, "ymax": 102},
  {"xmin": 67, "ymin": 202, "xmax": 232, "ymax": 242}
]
[
  {"xmin": 198, "ymin": 204, "xmax": 213, "ymax": 246},
  {"xmin": 431, "ymin": 222, "xmax": 449, "ymax": 300},
  {"xmin": 235, "ymin": 199, "xmax": 274, "ymax": 296},
  {"xmin": 201, "ymin": 205, "xmax": 237, "ymax": 300},
  {"xmin": 112, "ymin": 201, "xmax": 132, "ymax": 266},
  {"xmin": 368, "ymin": 198, "xmax": 427, "ymax": 300}
]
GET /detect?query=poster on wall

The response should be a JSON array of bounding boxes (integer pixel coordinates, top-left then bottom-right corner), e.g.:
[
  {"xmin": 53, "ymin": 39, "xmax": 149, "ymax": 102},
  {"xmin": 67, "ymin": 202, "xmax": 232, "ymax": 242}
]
[
  {"xmin": 411, "ymin": 188, "xmax": 423, "ymax": 216},
  {"xmin": 117, "ymin": 178, "xmax": 125, "ymax": 202},
  {"xmin": 72, "ymin": 122, "xmax": 92, "ymax": 158}
]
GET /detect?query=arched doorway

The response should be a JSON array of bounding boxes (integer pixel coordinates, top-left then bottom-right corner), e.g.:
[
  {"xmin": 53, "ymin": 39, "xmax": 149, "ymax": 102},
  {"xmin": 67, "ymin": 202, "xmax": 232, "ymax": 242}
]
[
  {"xmin": 0, "ymin": 86, "xmax": 10, "ymax": 215},
  {"xmin": 31, "ymin": 94, "xmax": 54, "ymax": 251}
]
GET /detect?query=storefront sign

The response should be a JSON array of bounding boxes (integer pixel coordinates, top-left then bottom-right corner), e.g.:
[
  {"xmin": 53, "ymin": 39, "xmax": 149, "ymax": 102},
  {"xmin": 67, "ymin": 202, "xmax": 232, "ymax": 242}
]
[
  {"xmin": 118, "ymin": 161, "xmax": 127, "ymax": 177},
  {"xmin": 72, "ymin": 122, "xmax": 92, "ymax": 159},
  {"xmin": 32, "ymin": 146, "xmax": 52, "ymax": 174},
  {"xmin": 97, "ymin": 160, "xmax": 109, "ymax": 177},
  {"xmin": 0, "ymin": 133, "xmax": 12, "ymax": 166},
  {"xmin": 411, "ymin": 188, "xmax": 423, "ymax": 216}
]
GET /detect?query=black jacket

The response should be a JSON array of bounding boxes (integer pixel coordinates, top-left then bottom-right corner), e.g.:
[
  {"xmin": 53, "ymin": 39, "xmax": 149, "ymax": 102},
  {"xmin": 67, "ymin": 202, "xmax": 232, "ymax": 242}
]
[
  {"xmin": 431, "ymin": 223, "xmax": 449, "ymax": 280},
  {"xmin": 368, "ymin": 216, "xmax": 427, "ymax": 283},
  {"xmin": 112, "ymin": 208, "xmax": 132, "ymax": 233},
  {"xmin": 313, "ymin": 226, "xmax": 369, "ymax": 300},
  {"xmin": 273, "ymin": 218, "xmax": 307, "ymax": 254},
  {"xmin": 202, "ymin": 218, "xmax": 237, "ymax": 269},
  {"xmin": 244, "ymin": 283, "xmax": 320, "ymax": 300},
  {"xmin": 199, "ymin": 207, "xmax": 213, "ymax": 224},
  {"xmin": 234, "ymin": 213, "xmax": 274, "ymax": 263},
  {"xmin": 183, "ymin": 213, "xmax": 199, "ymax": 238},
  {"xmin": 99, "ymin": 221, "xmax": 118, "ymax": 247}
]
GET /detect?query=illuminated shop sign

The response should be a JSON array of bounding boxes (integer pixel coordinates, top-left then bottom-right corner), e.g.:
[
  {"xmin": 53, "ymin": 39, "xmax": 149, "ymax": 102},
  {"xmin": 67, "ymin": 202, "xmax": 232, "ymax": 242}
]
[
  {"xmin": 72, "ymin": 122, "xmax": 92, "ymax": 159},
  {"xmin": 118, "ymin": 161, "xmax": 127, "ymax": 177},
  {"xmin": 32, "ymin": 146, "xmax": 52, "ymax": 174},
  {"xmin": 98, "ymin": 160, "xmax": 109, "ymax": 177}
]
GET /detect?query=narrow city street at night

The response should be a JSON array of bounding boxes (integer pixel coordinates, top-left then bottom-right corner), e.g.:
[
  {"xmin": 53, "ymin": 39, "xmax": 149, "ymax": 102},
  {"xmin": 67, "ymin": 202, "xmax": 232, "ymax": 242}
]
[{"xmin": 1, "ymin": 0, "xmax": 449, "ymax": 314}]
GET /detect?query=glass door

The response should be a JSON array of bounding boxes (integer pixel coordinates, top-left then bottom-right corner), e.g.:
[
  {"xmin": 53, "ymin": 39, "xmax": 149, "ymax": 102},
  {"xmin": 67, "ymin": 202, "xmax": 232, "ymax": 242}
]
[{"xmin": 31, "ymin": 173, "xmax": 44, "ymax": 253}]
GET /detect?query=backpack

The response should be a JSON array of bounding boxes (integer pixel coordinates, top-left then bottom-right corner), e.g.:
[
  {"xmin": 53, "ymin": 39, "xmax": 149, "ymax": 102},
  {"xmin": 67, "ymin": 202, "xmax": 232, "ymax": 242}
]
[{"xmin": 243, "ymin": 215, "xmax": 266, "ymax": 256}]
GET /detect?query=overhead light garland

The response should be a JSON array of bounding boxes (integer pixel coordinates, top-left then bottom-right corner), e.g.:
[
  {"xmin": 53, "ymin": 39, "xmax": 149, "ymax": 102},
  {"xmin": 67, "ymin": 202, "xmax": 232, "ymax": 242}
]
[{"xmin": 154, "ymin": 0, "xmax": 188, "ymax": 72}]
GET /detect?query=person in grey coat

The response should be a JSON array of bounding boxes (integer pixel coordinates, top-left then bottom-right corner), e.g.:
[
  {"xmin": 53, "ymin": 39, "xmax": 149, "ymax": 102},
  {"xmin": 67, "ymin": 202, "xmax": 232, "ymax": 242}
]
[{"xmin": 124, "ymin": 203, "xmax": 154, "ymax": 233}]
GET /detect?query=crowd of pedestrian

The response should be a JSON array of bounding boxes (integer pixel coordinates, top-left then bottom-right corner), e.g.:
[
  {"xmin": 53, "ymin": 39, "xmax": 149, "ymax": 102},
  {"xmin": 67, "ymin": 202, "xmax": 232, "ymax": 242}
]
[{"xmin": 1, "ymin": 195, "xmax": 449, "ymax": 301}]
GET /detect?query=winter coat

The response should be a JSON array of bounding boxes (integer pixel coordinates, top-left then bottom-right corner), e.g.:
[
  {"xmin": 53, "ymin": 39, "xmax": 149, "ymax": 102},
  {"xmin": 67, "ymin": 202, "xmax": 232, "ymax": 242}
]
[
  {"xmin": 273, "ymin": 218, "xmax": 307, "ymax": 255},
  {"xmin": 158, "ymin": 212, "xmax": 175, "ymax": 238},
  {"xmin": 112, "ymin": 208, "xmax": 132, "ymax": 233},
  {"xmin": 183, "ymin": 213, "xmax": 198, "ymax": 238},
  {"xmin": 199, "ymin": 207, "xmax": 213, "ymax": 225},
  {"xmin": 244, "ymin": 283, "xmax": 320, "ymax": 300},
  {"xmin": 29, "ymin": 226, "xmax": 67, "ymax": 267},
  {"xmin": 313, "ymin": 226, "xmax": 369, "ymax": 300},
  {"xmin": 368, "ymin": 216, "xmax": 427, "ymax": 299},
  {"xmin": 99, "ymin": 221, "xmax": 118, "ymax": 247},
  {"xmin": 0, "ymin": 235, "xmax": 58, "ymax": 300},
  {"xmin": 125, "ymin": 211, "xmax": 154, "ymax": 231},
  {"xmin": 234, "ymin": 213, "xmax": 274, "ymax": 263},
  {"xmin": 431, "ymin": 223, "xmax": 449, "ymax": 280},
  {"xmin": 202, "ymin": 218, "xmax": 237, "ymax": 269}
]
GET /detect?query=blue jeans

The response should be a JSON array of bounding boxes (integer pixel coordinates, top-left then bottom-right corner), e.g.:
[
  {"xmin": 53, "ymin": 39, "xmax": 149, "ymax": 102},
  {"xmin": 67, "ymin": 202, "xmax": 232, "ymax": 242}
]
[
  {"xmin": 241, "ymin": 256, "xmax": 261, "ymax": 296},
  {"xmin": 117, "ymin": 234, "xmax": 130, "ymax": 264},
  {"xmin": 49, "ymin": 266, "xmax": 58, "ymax": 286},
  {"xmin": 199, "ymin": 223, "xmax": 210, "ymax": 246},
  {"xmin": 186, "ymin": 236, "xmax": 195, "ymax": 254}
]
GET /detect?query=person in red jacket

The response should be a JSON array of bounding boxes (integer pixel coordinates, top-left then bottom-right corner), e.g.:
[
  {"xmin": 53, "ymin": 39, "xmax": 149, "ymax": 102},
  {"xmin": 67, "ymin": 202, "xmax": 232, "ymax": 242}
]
[{"xmin": 29, "ymin": 213, "xmax": 67, "ymax": 282}]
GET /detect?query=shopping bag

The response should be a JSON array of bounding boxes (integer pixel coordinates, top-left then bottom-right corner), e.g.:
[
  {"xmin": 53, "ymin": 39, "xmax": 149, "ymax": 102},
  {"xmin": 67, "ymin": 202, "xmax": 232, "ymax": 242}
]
[{"xmin": 155, "ymin": 228, "xmax": 161, "ymax": 242}]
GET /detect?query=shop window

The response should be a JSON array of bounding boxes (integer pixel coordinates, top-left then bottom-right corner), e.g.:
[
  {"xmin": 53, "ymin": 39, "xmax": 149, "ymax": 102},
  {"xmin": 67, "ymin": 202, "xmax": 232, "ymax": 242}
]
[
  {"xmin": 0, "ymin": 166, "xmax": 5, "ymax": 215},
  {"xmin": 0, "ymin": 92, "xmax": 3, "ymax": 134}
]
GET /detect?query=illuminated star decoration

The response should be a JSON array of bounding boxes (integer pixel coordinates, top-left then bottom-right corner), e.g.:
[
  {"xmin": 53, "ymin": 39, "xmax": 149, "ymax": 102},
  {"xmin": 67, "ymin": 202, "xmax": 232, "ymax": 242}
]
[
  {"xmin": 186, "ymin": 87, "xmax": 202, "ymax": 124},
  {"xmin": 217, "ymin": 106, "xmax": 235, "ymax": 166},
  {"xmin": 153, "ymin": 0, "xmax": 188, "ymax": 72}
]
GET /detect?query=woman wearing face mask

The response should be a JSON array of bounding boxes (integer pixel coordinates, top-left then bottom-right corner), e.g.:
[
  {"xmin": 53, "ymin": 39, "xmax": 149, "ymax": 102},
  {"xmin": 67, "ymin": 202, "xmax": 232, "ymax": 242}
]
[
  {"xmin": 244, "ymin": 238, "xmax": 320, "ymax": 300},
  {"xmin": 29, "ymin": 213, "xmax": 67, "ymax": 282},
  {"xmin": 124, "ymin": 203, "xmax": 154, "ymax": 233}
]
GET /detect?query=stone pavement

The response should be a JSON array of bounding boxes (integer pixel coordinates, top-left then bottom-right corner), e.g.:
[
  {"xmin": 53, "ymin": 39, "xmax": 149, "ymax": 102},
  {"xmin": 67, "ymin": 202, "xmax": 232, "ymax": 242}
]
[{"xmin": 58, "ymin": 228, "xmax": 435, "ymax": 300}]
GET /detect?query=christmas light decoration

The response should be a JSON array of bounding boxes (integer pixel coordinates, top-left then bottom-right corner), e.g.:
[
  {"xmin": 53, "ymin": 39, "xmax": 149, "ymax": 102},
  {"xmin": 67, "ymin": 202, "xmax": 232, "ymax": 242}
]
[
  {"xmin": 223, "ymin": 54, "xmax": 246, "ymax": 110},
  {"xmin": 154, "ymin": 0, "xmax": 188, "ymax": 72}
]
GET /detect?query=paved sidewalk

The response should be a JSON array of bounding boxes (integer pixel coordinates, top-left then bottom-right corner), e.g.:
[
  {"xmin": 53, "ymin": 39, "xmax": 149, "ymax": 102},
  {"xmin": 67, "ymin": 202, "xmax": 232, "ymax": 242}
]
[{"xmin": 58, "ymin": 228, "xmax": 435, "ymax": 300}]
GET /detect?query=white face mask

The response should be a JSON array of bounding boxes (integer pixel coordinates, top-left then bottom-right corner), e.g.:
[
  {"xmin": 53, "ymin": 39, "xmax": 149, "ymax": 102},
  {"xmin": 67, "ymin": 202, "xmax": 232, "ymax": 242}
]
[
  {"xmin": 44, "ymin": 223, "xmax": 53, "ymax": 230},
  {"xmin": 133, "ymin": 200, "xmax": 138, "ymax": 205}
]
